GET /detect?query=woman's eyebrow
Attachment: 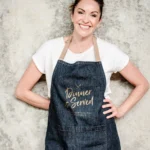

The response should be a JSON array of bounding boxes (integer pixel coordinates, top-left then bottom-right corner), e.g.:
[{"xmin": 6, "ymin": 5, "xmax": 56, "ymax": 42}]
[
  {"xmin": 78, "ymin": 8, "xmax": 99, "ymax": 13},
  {"xmin": 91, "ymin": 11, "xmax": 98, "ymax": 14}
]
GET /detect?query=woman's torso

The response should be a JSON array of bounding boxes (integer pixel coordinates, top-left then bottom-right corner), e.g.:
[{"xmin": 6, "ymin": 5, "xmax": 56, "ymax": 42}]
[{"xmin": 32, "ymin": 36, "xmax": 129, "ymax": 99}]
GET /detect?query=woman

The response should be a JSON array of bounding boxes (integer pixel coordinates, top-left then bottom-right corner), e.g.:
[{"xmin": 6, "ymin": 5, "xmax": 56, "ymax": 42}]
[{"xmin": 15, "ymin": 0, "xmax": 149, "ymax": 149}]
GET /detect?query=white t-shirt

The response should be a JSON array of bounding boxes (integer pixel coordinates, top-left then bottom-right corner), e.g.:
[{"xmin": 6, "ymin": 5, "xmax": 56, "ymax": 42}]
[{"xmin": 32, "ymin": 36, "xmax": 129, "ymax": 99}]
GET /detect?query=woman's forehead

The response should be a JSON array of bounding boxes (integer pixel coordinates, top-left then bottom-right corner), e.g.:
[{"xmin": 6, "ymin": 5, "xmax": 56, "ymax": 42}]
[{"xmin": 76, "ymin": 0, "xmax": 100, "ymax": 12}]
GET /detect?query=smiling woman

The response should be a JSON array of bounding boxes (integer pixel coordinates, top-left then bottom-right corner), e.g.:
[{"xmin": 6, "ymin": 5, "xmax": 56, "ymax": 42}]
[
  {"xmin": 69, "ymin": 0, "xmax": 103, "ymax": 41},
  {"xmin": 14, "ymin": 0, "xmax": 149, "ymax": 149}
]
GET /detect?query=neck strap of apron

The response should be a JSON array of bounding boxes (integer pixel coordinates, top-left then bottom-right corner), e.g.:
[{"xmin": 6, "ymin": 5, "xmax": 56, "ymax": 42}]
[{"xmin": 59, "ymin": 34, "xmax": 101, "ymax": 62}]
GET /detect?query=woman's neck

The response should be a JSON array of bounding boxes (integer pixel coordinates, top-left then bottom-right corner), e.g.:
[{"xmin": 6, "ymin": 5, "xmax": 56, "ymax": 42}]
[{"xmin": 71, "ymin": 31, "xmax": 94, "ymax": 49}]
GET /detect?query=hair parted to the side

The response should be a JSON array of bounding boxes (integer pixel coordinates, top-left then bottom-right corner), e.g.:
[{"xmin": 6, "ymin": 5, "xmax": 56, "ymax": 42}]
[{"xmin": 69, "ymin": 0, "xmax": 104, "ymax": 20}]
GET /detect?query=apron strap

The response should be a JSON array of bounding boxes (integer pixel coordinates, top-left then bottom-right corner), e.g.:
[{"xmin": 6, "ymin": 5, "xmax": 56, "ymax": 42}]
[
  {"xmin": 59, "ymin": 34, "xmax": 73, "ymax": 60},
  {"xmin": 59, "ymin": 34, "xmax": 101, "ymax": 62},
  {"xmin": 93, "ymin": 36, "xmax": 100, "ymax": 62}
]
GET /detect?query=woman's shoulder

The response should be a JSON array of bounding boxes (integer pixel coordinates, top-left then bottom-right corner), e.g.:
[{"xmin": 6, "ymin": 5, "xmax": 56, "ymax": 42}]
[
  {"xmin": 45, "ymin": 36, "xmax": 63, "ymax": 46},
  {"xmin": 34, "ymin": 36, "xmax": 64, "ymax": 58},
  {"xmin": 97, "ymin": 37, "xmax": 118, "ymax": 50},
  {"xmin": 96, "ymin": 37, "xmax": 128, "ymax": 56},
  {"xmin": 37, "ymin": 36, "xmax": 64, "ymax": 55}
]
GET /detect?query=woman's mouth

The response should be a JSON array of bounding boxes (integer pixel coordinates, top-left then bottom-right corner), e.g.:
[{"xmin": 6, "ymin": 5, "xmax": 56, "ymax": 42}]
[{"xmin": 79, "ymin": 24, "xmax": 91, "ymax": 30}]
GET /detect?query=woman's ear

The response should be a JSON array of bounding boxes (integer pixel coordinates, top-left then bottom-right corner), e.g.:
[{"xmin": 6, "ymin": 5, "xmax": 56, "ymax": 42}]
[{"xmin": 96, "ymin": 19, "xmax": 101, "ymax": 28}]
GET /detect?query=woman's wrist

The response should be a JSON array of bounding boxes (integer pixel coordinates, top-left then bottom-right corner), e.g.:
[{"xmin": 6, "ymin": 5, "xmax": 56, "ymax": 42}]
[
  {"xmin": 115, "ymin": 107, "xmax": 125, "ymax": 118},
  {"xmin": 116, "ymin": 104, "xmax": 130, "ymax": 119},
  {"xmin": 43, "ymin": 99, "xmax": 50, "ymax": 110}
]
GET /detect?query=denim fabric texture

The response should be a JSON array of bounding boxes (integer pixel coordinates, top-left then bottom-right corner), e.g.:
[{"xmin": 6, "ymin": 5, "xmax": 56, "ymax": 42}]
[{"xmin": 45, "ymin": 35, "xmax": 121, "ymax": 150}]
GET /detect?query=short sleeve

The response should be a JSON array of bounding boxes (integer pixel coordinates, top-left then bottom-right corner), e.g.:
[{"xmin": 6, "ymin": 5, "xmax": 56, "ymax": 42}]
[
  {"xmin": 32, "ymin": 42, "xmax": 48, "ymax": 74},
  {"xmin": 112, "ymin": 46, "xmax": 129, "ymax": 73}
]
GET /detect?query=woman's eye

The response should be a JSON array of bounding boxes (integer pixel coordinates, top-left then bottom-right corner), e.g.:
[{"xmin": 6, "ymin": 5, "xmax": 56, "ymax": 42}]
[
  {"xmin": 92, "ymin": 14, "xmax": 97, "ymax": 17},
  {"xmin": 78, "ymin": 11, "xmax": 83, "ymax": 14}
]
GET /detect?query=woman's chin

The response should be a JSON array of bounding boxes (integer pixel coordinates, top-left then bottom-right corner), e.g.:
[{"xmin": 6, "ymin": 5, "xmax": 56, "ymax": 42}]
[{"xmin": 74, "ymin": 31, "xmax": 92, "ymax": 38}]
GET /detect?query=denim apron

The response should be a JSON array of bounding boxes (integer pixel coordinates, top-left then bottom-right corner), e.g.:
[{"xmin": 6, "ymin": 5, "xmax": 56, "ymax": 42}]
[{"xmin": 45, "ymin": 35, "xmax": 121, "ymax": 150}]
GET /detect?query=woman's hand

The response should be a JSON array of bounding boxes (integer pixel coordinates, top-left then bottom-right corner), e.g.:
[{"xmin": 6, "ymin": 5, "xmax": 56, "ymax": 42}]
[
  {"xmin": 102, "ymin": 61, "xmax": 149, "ymax": 119},
  {"xmin": 102, "ymin": 99, "xmax": 123, "ymax": 119}
]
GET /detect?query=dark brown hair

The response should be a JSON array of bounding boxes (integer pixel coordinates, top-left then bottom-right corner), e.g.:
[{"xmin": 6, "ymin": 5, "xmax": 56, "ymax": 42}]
[{"xmin": 69, "ymin": 0, "xmax": 104, "ymax": 20}]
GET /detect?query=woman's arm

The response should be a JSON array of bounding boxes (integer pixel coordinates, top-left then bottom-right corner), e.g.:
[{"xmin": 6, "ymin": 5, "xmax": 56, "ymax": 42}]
[
  {"xmin": 117, "ymin": 61, "xmax": 149, "ymax": 117},
  {"xmin": 14, "ymin": 60, "xmax": 50, "ymax": 110},
  {"xmin": 102, "ymin": 61, "xmax": 150, "ymax": 119}
]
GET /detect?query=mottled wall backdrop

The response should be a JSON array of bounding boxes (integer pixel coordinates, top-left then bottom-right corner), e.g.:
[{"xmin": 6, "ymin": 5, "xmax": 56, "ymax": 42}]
[{"xmin": 0, "ymin": 0, "xmax": 150, "ymax": 150}]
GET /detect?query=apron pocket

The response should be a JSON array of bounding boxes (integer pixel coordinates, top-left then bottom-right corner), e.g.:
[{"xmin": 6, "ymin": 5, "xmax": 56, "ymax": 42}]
[
  {"xmin": 106, "ymin": 120, "xmax": 121, "ymax": 150},
  {"xmin": 75, "ymin": 125, "xmax": 107, "ymax": 148},
  {"xmin": 57, "ymin": 124, "xmax": 107, "ymax": 149},
  {"xmin": 107, "ymin": 119, "xmax": 120, "ymax": 142}
]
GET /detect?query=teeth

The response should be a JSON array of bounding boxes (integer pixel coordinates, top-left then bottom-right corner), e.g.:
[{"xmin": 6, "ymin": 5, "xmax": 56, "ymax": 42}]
[{"xmin": 79, "ymin": 24, "xmax": 90, "ymax": 29}]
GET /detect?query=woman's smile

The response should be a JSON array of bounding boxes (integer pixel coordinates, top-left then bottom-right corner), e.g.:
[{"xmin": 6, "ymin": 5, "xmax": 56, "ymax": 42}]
[{"xmin": 79, "ymin": 23, "xmax": 91, "ymax": 30}]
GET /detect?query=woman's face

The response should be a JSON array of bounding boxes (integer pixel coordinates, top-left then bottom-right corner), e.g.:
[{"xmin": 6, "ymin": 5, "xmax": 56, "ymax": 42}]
[{"xmin": 71, "ymin": 0, "xmax": 101, "ymax": 38}]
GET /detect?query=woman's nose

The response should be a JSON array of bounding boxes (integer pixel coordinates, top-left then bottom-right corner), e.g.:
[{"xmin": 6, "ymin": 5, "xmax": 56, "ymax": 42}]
[{"xmin": 82, "ymin": 14, "xmax": 89, "ymax": 23}]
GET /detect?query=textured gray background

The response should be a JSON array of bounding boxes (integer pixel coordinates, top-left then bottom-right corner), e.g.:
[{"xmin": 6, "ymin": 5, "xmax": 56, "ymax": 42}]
[{"xmin": 0, "ymin": 0, "xmax": 150, "ymax": 150}]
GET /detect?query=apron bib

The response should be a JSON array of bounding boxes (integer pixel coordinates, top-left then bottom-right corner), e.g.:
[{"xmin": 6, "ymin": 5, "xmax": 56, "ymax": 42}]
[{"xmin": 45, "ymin": 35, "xmax": 121, "ymax": 150}]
